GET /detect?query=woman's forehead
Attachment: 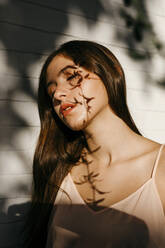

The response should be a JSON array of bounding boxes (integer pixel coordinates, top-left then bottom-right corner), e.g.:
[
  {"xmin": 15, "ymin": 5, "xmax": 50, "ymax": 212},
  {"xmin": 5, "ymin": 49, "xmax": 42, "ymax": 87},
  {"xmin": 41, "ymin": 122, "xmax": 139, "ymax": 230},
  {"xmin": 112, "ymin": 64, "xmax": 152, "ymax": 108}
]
[{"xmin": 47, "ymin": 55, "xmax": 76, "ymax": 78}]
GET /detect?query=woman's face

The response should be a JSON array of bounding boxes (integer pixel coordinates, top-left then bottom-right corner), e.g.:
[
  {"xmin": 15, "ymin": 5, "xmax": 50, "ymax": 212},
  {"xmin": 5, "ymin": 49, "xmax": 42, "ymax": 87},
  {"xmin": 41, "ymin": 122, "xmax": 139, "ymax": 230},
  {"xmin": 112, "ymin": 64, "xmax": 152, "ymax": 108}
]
[{"xmin": 46, "ymin": 55, "xmax": 109, "ymax": 131}]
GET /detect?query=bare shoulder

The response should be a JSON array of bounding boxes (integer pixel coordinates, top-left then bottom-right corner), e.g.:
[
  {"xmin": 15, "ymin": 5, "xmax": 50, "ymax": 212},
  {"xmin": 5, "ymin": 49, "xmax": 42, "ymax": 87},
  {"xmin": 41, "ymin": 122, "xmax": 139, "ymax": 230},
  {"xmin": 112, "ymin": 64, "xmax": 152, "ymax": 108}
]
[{"xmin": 154, "ymin": 143, "xmax": 165, "ymax": 211}]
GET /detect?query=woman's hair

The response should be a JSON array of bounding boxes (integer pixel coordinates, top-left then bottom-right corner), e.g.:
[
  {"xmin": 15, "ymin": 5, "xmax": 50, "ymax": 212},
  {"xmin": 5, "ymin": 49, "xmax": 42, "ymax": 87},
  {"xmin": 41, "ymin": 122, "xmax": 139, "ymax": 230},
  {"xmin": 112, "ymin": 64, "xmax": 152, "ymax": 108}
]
[{"xmin": 23, "ymin": 40, "xmax": 141, "ymax": 247}]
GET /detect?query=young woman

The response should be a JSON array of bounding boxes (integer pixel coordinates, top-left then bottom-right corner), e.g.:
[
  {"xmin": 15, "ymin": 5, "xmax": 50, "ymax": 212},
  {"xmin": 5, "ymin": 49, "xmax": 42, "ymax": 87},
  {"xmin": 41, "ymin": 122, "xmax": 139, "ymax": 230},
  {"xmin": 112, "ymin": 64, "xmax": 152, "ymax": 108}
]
[{"xmin": 25, "ymin": 40, "xmax": 165, "ymax": 248}]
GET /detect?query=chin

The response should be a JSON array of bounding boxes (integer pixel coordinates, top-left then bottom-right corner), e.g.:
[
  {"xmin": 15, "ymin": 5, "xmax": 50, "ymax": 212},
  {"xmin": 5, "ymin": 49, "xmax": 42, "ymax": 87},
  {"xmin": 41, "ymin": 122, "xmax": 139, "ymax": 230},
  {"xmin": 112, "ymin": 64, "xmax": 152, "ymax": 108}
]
[{"xmin": 65, "ymin": 119, "xmax": 88, "ymax": 131}]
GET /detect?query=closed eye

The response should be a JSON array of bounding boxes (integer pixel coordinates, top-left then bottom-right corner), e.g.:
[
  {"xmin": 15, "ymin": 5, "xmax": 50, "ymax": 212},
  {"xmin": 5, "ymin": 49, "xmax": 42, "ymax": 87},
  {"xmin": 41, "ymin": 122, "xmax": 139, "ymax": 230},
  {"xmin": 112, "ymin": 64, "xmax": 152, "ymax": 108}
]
[
  {"xmin": 67, "ymin": 73, "xmax": 78, "ymax": 81},
  {"xmin": 66, "ymin": 71, "xmax": 83, "ymax": 88}
]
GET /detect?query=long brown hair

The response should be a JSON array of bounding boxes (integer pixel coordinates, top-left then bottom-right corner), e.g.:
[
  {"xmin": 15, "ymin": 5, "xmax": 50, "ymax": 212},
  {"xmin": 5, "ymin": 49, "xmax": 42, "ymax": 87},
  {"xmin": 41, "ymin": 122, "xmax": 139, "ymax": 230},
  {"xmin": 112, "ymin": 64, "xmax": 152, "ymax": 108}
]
[{"xmin": 23, "ymin": 40, "xmax": 141, "ymax": 247}]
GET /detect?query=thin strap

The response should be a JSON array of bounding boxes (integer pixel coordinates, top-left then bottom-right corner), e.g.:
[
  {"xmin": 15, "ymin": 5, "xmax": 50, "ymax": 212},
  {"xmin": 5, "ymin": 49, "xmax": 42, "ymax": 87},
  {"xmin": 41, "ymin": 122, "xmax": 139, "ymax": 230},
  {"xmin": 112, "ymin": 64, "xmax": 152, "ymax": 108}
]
[{"xmin": 152, "ymin": 144, "xmax": 164, "ymax": 178}]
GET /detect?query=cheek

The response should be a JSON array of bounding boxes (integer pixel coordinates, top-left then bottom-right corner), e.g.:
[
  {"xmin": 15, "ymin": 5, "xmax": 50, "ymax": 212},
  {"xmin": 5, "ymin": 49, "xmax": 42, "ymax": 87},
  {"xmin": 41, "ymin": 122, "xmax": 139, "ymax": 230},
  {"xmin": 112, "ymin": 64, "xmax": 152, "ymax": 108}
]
[{"xmin": 81, "ymin": 80, "xmax": 108, "ymax": 106}]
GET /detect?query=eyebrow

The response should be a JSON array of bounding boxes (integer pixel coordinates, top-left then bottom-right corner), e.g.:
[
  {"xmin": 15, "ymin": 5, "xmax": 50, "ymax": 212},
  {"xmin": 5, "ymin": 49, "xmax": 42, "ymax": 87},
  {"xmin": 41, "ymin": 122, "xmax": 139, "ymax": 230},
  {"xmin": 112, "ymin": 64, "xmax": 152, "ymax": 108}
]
[{"xmin": 58, "ymin": 65, "xmax": 77, "ymax": 76}]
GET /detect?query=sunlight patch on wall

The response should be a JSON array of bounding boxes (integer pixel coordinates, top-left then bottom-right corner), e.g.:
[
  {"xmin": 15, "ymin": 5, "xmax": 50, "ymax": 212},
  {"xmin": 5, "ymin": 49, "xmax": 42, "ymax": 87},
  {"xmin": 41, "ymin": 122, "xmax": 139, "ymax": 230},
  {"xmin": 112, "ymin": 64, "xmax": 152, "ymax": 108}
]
[
  {"xmin": 12, "ymin": 93, "xmax": 39, "ymax": 126},
  {"xmin": 146, "ymin": 0, "xmax": 165, "ymax": 16},
  {"xmin": 150, "ymin": 53, "xmax": 165, "ymax": 82},
  {"xmin": 12, "ymin": 127, "xmax": 39, "ymax": 150},
  {"xmin": 59, "ymin": 6, "xmax": 116, "ymax": 45},
  {"xmin": 0, "ymin": 149, "xmax": 33, "ymax": 175},
  {"xmin": 0, "ymin": 174, "xmax": 32, "ymax": 198}
]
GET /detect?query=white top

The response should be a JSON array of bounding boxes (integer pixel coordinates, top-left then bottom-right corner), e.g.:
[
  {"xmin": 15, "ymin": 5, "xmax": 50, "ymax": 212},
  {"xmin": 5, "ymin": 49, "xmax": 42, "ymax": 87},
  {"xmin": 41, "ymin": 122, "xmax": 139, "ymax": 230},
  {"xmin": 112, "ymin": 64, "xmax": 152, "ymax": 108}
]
[{"xmin": 46, "ymin": 144, "xmax": 165, "ymax": 248}]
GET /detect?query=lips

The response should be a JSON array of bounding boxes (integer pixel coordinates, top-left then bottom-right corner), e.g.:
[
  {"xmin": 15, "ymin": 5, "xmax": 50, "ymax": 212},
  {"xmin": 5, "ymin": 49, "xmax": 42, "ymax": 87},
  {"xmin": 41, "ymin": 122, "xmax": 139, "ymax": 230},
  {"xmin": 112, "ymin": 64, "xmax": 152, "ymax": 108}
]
[{"xmin": 60, "ymin": 103, "xmax": 76, "ymax": 117}]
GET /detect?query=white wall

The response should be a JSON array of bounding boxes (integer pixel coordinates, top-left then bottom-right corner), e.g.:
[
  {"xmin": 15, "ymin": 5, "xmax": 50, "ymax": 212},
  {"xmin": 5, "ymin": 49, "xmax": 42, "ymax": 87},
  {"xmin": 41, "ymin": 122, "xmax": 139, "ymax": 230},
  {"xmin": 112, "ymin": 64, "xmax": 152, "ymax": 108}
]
[{"xmin": 0, "ymin": 0, "xmax": 165, "ymax": 246}]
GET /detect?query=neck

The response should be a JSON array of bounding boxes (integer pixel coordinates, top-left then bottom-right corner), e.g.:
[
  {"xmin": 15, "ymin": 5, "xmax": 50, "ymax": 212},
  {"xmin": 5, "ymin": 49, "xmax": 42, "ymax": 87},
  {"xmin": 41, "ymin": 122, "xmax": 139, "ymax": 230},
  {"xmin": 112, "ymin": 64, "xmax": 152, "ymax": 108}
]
[{"xmin": 83, "ymin": 106, "xmax": 140, "ymax": 165}]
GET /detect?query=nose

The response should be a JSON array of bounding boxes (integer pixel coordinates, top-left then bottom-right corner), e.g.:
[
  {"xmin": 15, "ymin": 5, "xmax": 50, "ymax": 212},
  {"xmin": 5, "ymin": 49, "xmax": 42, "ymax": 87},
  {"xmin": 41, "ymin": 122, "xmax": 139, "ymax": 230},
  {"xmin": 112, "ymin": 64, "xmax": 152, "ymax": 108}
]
[{"xmin": 53, "ymin": 86, "xmax": 68, "ymax": 101}]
